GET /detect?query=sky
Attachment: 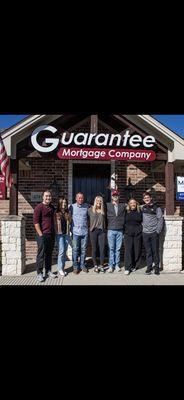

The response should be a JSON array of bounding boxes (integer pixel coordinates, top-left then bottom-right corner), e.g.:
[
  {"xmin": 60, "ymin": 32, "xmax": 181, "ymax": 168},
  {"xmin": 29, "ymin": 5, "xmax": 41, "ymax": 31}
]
[{"xmin": 1, "ymin": 114, "xmax": 184, "ymax": 137}]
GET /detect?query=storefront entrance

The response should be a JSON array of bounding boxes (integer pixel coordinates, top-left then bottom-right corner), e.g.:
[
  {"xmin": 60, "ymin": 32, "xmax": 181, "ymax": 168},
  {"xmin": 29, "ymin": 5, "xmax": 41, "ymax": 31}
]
[
  {"xmin": 72, "ymin": 163, "xmax": 111, "ymax": 204},
  {"xmin": 72, "ymin": 163, "xmax": 111, "ymax": 260}
]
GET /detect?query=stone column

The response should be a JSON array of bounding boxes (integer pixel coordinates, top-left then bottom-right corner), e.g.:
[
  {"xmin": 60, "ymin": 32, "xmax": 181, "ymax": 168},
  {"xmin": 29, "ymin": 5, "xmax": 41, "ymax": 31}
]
[
  {"xmin": 1, "ymin": 215, "xmax": 26, "ymax": 276},
  {"xmin": 163, "ymin": 216, "xmax": 183, "ymax": 272}
]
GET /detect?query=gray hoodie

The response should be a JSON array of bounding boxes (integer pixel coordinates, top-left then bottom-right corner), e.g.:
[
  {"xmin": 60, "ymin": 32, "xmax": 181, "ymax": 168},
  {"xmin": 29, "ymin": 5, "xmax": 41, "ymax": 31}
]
[{"xmin": 142, "ymin": 203, "xmax": 164, "ymax": 234}]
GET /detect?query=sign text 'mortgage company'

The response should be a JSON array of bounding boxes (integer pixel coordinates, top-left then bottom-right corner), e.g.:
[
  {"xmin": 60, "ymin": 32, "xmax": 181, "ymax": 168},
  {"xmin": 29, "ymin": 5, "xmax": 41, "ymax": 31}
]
[{"xmin": 31, "ymin": 125, "xmax": 156, "ymax": 162}]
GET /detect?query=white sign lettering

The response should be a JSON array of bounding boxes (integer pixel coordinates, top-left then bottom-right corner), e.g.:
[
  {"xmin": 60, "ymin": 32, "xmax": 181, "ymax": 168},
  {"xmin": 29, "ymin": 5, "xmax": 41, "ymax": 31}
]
[{"xmin": 31, "ymin": 125, "xmax": 156, "ymax": 153}]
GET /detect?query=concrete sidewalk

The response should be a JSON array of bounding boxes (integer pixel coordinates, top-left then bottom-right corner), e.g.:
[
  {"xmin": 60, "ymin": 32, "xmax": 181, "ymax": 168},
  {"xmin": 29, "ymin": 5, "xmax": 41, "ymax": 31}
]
[{"xmin": 1, "ymin": 262, "xmax": 184, "ymax": 285}]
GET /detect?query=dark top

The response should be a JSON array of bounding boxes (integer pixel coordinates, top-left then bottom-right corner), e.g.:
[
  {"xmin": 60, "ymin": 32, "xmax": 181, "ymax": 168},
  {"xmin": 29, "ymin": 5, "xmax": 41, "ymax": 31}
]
[
  {"xmin": 58, "ymin": 213, "xmax": 67, "ymax": 234},
  {"xmin": 124, "ymin": 210, "xmax": 143, "ymax": 236},
  {"xmin": 33, "ymin": 203, "xmax": 55, "ymax": 235},
  {"xmin": 88, "ymin": 208, "xmax": 106, "ymax": 232},
  {"xmin": 106, "ymin": 203, "xmax": 126, "ymax": 230}
]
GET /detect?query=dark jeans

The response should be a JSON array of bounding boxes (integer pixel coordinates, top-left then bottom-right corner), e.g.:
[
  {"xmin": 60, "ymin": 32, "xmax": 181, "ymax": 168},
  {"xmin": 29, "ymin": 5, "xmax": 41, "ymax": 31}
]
[
  {"xmin": 124, "ymin": 233, "xmax": 142, "ymax": 271},
  {"xmin": 36, "ymin": 234, "xmax": 55, "ymax": 275},
  {"xmin": 143, "ymin": 232, "xmax": 159, "ymax": 270},
  {"xmin": 90, "ymin": 229, "xmax": 106, "ymax": 266}
]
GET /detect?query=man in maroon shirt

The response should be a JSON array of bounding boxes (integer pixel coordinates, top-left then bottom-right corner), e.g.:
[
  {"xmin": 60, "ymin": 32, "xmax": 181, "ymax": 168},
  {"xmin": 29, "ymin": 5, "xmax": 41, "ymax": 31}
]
[{"xmin": 33, "ymin": 190, "xmax": 56, "ymax": 282}]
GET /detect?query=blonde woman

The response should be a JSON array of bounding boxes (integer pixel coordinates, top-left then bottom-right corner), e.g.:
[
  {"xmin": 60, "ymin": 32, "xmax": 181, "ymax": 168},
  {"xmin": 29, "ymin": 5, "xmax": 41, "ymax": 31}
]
[
  {"xmin": 88, "ymin": 196, "xmax": 106, "ymax": 273},
  {"xmin": 124, "ymin": 198, "xmax": 143, "ymax": 275}
]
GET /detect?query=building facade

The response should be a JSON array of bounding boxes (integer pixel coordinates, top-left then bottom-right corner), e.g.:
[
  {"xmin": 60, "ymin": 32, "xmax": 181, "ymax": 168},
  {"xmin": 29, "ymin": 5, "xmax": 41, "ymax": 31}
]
[{"xmin": 1, "ymin": 114, "xmax": 184, "ymax": 274}]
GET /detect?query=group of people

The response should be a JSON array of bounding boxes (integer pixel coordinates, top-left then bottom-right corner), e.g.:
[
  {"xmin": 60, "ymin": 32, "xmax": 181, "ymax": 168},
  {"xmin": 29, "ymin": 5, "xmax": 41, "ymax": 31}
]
[{"xmin": 33, "ymin": 189, "xmax": 164, "ymax": 282}]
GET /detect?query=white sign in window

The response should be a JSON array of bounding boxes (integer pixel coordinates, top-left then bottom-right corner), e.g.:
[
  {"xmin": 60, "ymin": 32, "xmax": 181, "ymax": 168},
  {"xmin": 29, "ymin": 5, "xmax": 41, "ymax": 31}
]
[{"xmin": 31, "ymin": 192, "xmax": 42, "ymax": 202}]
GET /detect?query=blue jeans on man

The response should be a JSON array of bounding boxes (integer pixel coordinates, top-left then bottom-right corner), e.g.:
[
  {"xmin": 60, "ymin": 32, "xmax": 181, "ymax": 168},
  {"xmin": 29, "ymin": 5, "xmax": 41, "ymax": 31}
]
[
  {"xmin": 72, "ymin": 233, "xmax": 88, "ymax": 271},
  {"xmin": 107, "ymin": 230, "xmax": 123, "ymax": 269}
]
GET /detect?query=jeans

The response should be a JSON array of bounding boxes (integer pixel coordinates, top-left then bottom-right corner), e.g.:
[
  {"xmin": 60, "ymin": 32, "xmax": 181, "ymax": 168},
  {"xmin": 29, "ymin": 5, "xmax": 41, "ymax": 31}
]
[
  {"xmin": 56, "ymin": 234, "xmax": 71, "ymax": 271},
  {"xmin": 72, "ymin": 233, "xmax": 88, "ymax": 270},
  {"xmin": 107, "ymin": 230, "xmax": 123, "ymax": 268},
  {"xmin": 36, "ymin": 234, "xmax": 55, "ymax": 275}
]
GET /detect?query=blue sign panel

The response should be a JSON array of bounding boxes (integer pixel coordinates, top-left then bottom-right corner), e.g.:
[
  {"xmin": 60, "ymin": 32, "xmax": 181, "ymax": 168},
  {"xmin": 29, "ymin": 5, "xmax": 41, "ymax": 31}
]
[
  {"xmin": 176, "ymin": 192, "xmax": 184, "ymax": 201},
  {"xmin": 176, "ymin": 177, "xmax": 184, "ymax": 201}
]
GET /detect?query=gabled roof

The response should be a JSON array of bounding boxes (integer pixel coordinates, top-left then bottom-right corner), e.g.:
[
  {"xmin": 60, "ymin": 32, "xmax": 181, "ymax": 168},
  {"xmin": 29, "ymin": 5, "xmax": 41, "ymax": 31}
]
[
  {"xmin": 139, "ymin": 115, "xmax": 184, "ymax": 146},
  {"xmin": 2, "ymin": 114, "xmax": 184, "ymax": 161},
  {"xmin": 2, "ymin": 115, "xmax": 62, "ymax": 139}
]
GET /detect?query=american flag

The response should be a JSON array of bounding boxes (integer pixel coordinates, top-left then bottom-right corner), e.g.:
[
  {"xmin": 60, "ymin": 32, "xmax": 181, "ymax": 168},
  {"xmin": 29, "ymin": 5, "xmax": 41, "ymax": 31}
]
[{"xmin": 0, "ymin": 134, "xmax": 12, "ymax": 187}]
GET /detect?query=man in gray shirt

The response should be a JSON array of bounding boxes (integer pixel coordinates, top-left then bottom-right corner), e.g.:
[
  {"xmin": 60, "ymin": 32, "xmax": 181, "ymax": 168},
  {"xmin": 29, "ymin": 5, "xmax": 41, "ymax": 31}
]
[{"xmin": 142, "ymin": 192, "xmax": 164, "ymax": 275}]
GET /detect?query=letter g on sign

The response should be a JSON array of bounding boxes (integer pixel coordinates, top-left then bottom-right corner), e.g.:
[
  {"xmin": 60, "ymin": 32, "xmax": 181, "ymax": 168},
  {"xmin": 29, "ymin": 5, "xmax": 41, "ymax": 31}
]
[{"xmin": 31, "ymin": 125, "xmax": 59, "ymax": 153}]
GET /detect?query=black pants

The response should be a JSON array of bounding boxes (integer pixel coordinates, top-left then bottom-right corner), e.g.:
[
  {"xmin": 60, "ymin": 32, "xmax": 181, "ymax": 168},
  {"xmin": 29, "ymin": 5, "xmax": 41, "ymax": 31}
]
[
  {"xmin": 124, "ymin": 233, "xmax": 142, "ymax": 271},
  {"xmin": 36, "ymin": 234, "xmax": 55, "ymax": 275},
  {"xmin": 143, "ymin": 232, "xmax": 159, "ymax": 270},
  {"xmin": 90, "ymin": 229, "xmax": 106, "ymax": 266}
]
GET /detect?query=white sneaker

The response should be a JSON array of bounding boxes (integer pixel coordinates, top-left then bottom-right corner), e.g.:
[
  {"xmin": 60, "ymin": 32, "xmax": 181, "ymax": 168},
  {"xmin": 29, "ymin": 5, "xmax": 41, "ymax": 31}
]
[
  {"xmin": 124, "ymin": 270, "xmax": 130, "ymax": 275},
  {"xmin": 115, "ymin": 266, "xmax": 121, "ymax": 272},
  {"xmin": 37, "ymin": 273, "xmax": 44, "ymax": 282},
  {"xmin": 108, "ymin": 267, "xmax": 114, "ymax": 273},
  {"xmin": 45, "ymin": 271, "xmax": 57, "ymax": 279},
  {"xmin": 58, "ymin": 270, "xmax": 67, "ymax": 277}
]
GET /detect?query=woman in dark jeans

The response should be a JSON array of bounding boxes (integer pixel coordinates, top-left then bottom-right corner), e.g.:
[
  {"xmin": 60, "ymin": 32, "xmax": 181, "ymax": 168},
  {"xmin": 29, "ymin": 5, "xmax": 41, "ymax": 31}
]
[
  {"xmin": 124, "ymin": 198, "xmax": 143, "ymax": 275},
  {"xmin": 88, "ymin": 196, "xmax": 106, "ymax": 273}
]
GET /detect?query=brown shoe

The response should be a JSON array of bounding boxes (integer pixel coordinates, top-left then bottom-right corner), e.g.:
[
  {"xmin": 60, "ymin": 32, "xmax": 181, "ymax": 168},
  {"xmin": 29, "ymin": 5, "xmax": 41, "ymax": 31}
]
[{"xmin": 73, "ymin": 269, "xmax": 79, "ymax": 274}]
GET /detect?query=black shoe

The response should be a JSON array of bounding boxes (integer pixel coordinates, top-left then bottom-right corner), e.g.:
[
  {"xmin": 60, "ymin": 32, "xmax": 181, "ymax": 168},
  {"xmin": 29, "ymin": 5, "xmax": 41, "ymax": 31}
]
[
  {"xmin": 154, "ymin": 268, "xmax": 160, "ymax": 275},
  {"xmin": 145, "ymin": 267, "xmax": 152, "ymax": 275}
]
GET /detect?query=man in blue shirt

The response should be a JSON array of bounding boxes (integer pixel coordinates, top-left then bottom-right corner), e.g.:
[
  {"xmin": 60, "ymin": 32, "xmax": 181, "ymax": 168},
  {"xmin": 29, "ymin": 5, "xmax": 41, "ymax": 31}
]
[{"xmin": 69, "ymin": 192, "xmax": 89, "ymax": 274}]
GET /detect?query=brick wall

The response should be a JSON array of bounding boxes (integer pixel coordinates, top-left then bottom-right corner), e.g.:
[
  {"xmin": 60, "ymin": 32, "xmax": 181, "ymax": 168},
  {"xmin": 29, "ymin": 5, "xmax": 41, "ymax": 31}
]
[
  {"xmin": 18, "ymin": 158, "xmax": 68, "ymax": 263},
  {"xmin": 115, "ymin": 162, "xmax": 166, "ymax": 208}
]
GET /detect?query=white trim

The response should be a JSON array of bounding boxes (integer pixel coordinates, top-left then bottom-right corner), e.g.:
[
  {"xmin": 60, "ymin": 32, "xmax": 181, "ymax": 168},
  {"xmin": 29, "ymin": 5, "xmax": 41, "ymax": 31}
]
[
  {"xmin": 2, "ymin": 115, "xmax": 63, "ymax": 157},
  {"xmin": 138, "ymin": 115, "xmax": 184, "ymax": 146},
  {"xmin": 168, "ymin": 149, "xmax": 174, "ymax": 163},
  {"xmin": 1, "ymin": 115, "xmax": 62, "ymax": 139}
]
